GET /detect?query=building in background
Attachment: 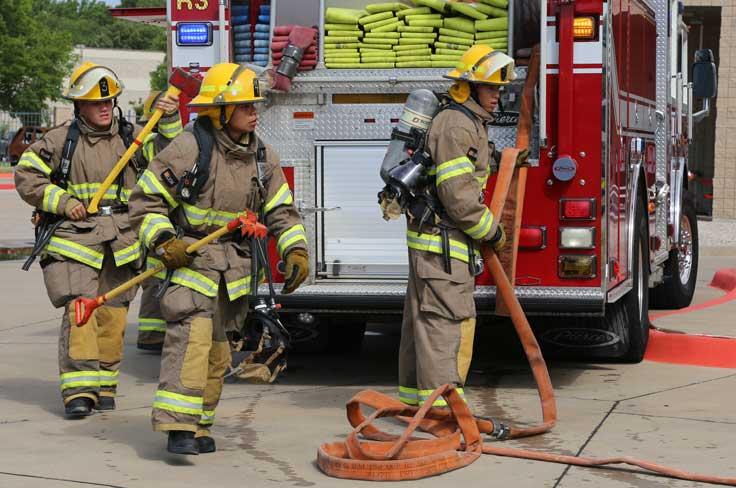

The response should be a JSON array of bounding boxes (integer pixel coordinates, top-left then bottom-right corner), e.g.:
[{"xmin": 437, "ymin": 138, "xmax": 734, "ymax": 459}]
[{"xmin": 684, "ymin": 1, "xmax": 731, "ymax": 219}]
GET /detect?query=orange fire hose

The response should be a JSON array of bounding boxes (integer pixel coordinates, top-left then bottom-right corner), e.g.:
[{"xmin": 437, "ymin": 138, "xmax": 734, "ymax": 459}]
[{"xmin": 317, "ymin": 46, "xmax": 736, "ymax": 485}]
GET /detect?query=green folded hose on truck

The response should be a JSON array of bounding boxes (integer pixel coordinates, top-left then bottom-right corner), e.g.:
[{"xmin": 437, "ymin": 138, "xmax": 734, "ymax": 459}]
[
  {"xmin": 325, "ymin": 8, "xmax": 366, "ymax": 24},
  {"xmin": 434, "ymin": 41, "xmax": 469, "ymax": 51},
  {"xmin": 437, "ymin": 35, "xmax": 473, "ymax": 46},
  {"xmin": 364, "ymin": 17, "xmax": 399, "ymax": 31},
  {"xmin": 395, "ymin": 48, "xmax": 432, "ymax": 56},
  {"xmin": 373, "ymin": 21, "xmax": 402, "ymax": 33},
  {"xmin": 400, "ymin": 32, "xmax": 437, "ymax": 39},
  {"xmin": 406, "ymin": 18, "xmax": 443, "ymax": 27},
  {"xmin": 479, "ymin": 0, "xmax": 509, "ymax": 8},
  {"xmin": 438, "ymin": 28, "xmax": 474, "ymax": 39},
  {"xmin": 325, "ymin": 43, "xmax": 361, "ymax": 49},
  {"xmin": 365, "ymin": 31, "xmax": 400, "ymax": 38},
  {"xmin": 359, "ymin": 11, "xmax": 394, "ymax": 25},
  {"xmin": 396, "ymin": 60, "xmax": 433, "ymax": 68},
  {"xmin": 359, "ymin": 42, "xmax": 394, "ymax": 49},
  {"xmin": 448, "ymin": 2, "xmax": 487, "ymax": 20},
  {"xmin": 398, "ymin": 25, "xmax": 435, "ymax": 33},
  {"xmin": 443, "ymin": 16, "xmax": 476, "ymax": 33},
  {"xmin": 397, "ymin": 6, "xmax": 431, "ymax": 18},
  {"xmin": 365, "ymin": 2, "xmax": 408, "ymax": 13},
  {"xmin": 475, "ymin": 30, "xmax": 507, "ymax": 40},
  {"xmin": 394, "ymin": 43, "xmax": 431, "ymax": 51},
  {"xmin": 475, "ymin": 4, "xmax": 508, "ymax": 18},
  {"xmin": 325, "ymin": 62, "xmax": 395, "ymax": 69},
  {"xmin": 475, "ymin": 17, "xmax": 508, "ymax": 31}
]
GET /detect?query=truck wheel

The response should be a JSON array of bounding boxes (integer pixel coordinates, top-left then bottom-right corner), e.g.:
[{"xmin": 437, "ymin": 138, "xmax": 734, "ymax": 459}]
[
  {"xmin": 607, "ymin": 190, "xmax": 651, "ymax": 362},
  {"xmin": 649, "ymin": 192, "xmax": 699, "ymax": 309}
]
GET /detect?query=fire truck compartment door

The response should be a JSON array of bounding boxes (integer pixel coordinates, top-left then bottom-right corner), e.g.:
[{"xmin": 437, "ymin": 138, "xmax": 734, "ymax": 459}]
[{"xmin": 317, "ymin": 142, "xmax": 409, "ymax": 278}]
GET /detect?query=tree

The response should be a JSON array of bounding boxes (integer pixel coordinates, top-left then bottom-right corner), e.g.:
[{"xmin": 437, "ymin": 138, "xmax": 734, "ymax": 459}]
[
  {"xmin": 0, "ymin": 0, "xmax": 74, "ymax": 120},
  {"xmin": 34, "ymin": 0, "xmax": 166, "ymax": 52},
  {"xmin": 119, "ymin": 0, "xmax": 165, "ymax": 6},
  {"xmin": 150, "ymin": 57, "xmax": 169, "ymax": 91}
]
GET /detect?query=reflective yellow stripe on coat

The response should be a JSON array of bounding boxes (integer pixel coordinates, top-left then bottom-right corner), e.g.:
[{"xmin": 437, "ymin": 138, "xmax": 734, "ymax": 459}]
[
  {"xmin": 46, "ymin": 237, "xmax": 104, "ymax": 269},
  {"xmin": 18, "ymin": 151, "xmax": 52, "ymax": 176},
  {"xmin": 113, "ymin": 241, "xmax": 142, "ymax": 267},
  {"xmin": 181, "ymin": 203, "xmax": 239, "ymax": 228},
  {"xmin": 139, "ymin": 213, "xmax": 175, "ymax": 249},
  {"xmin": 276, "ymin": 224, "xmax": 307, "ymax": 257},
  {"xmin": 406, "ymin": 230, "xmax": 478, "ymax": 264},
  {"xmin": 263, "ymin": 183, "xmax": 294, "ymax": 214},
  {"xmin": 137, "ymin": 169, "xmax": 179, "ymax": 208},
  {"xmin": 41, "ymin": 184, "xmax": 68, "ymax": 214},
  {"xmin": 147, "ymin": 257, "xmax": 219, "ymax": 298},
  {"xmin": 434, "ymin": 156, "xmax": 474, "ymax": 186}
]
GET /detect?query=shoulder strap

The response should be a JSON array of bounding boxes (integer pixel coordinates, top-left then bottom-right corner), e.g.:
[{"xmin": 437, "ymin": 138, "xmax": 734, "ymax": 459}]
[
  {"xmin": 442, "ymin": 101, "xmax": 479, "ymax": 124},
  {"xmin": 255, "ymin": 137, "xmax": 268, "ymax": 187},
  {"xmin": 178, "ymin": 116, "xmax": 215, "ymax": 204},
  {"xmin": 50, "ymin": 121, "xmax": 80, "ymax": 190}
]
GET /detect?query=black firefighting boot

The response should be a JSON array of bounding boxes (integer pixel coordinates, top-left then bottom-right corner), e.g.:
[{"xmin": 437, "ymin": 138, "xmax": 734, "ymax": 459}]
[
  {"xmin": 196, "ymin": 436, "xmax": 216, "ymax": 454},
  {"xmin": 167, "ymin": 430, "xmax": 198, "ymax": 455},
  {"xmin": 64, "ymin": 397, "xmax": 94, "ymax": 418},
  {"xmin": 97, "ymin": 396, "xmax": 116, "ymax": 411}
]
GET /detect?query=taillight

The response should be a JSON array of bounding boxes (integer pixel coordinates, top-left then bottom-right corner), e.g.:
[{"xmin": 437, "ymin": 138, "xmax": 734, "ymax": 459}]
[
  {"xmin": 559, "ymin": 227, "xmax": 595, "ymax": 249},
  {"xmin": 573, "ymin": 16, "xmax": 597, "ymax": 41},
  {"xmin": 519, "ymin": 226, "xmax": 547, "ymax": 250},
  {"xmin": 560, "ymin": 198, "xmax": 596, "ymax": 220},
  {"xmin": 558, "ymin": 255, "xmax": 597, "ymax": 279}
]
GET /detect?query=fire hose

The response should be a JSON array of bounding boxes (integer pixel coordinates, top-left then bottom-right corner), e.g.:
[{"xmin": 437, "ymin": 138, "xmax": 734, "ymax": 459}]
[{"xmin": 316, "ymin": 46, "xmax": 736, "ymax": 485}]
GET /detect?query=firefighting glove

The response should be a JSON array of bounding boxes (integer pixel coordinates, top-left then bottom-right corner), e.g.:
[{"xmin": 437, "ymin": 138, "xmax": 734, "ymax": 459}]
[
  {"xmin": 516, "ymin": 149, "xmax": 530, "ymax": 167},
  {"xmin": 488, "ymin": 224, "xmax": 506, "ymax": 253},
  {"xmin": 64, "ymin": 198, "xmax": 87, "ymax": 221},
  {"xmin": 282, "ymin": 249, "xmax": 309, "ymax": 294},
  {"xmin": 155, "ymin": 236, "xmax": 193, "ymax": 270}
]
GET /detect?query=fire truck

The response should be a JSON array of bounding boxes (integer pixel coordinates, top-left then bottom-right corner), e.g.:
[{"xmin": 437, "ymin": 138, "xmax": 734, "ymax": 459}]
[{"xmin": 111, "ymin": 0, "xmax": 716, "ymax": 361}]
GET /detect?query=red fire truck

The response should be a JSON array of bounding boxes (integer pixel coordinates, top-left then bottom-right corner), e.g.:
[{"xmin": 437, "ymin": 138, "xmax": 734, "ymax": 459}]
[{"xmin": 112, "ymin": 0, "xmax": 716, "ymax": 361}]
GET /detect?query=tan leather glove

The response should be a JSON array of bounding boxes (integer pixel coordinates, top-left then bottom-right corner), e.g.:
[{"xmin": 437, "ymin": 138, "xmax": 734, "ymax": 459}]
[
  {"xmin": 155, "ymin": 237, "xmax": 193, "ymax": 270},
  {"xmin": 64, "ymin": 198, "xmax": 86, "ymax": 221},
  {"xmin": 282, "ymin": 249, "xmax": 309, "ymax": 294},
  {"xmin": 489, "ymin": 224, "xmax": 506, "ymax": 253}
]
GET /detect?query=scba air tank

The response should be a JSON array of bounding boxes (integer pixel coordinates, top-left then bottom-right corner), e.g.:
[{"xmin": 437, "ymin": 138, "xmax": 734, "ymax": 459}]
[{"xmin": 380, "ymin": 89, "xmax": 440, "ymax": 183}]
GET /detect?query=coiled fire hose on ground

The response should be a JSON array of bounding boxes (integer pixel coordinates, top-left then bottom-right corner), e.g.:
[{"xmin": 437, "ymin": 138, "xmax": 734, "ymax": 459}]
[{"xmin": 316, "ymin": 46, "xmax": 736, "ymax": 485}]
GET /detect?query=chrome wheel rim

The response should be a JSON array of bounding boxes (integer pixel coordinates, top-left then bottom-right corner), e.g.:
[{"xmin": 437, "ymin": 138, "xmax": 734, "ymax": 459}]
[{"xmin": 678, "ymin": 214, "xmax": 693, "ymax": 285}]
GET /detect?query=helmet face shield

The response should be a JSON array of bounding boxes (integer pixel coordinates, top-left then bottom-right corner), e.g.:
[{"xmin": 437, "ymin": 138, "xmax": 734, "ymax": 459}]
[
  {"xmin": 445, "ymin": 46, "xmax": 516, "ymax": 86},
  {"xmin": 64, "ymin": 66, "xmax": 123, "ymax": 101}
]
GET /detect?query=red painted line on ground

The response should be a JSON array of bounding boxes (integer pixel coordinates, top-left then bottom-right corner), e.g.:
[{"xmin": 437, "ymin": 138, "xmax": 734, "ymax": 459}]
[
  {"xmin": 0, "ymin": 183, "xmax": 14, "ymax": 190},
  {"xmin": 645, "ymin": 269, "xmax": 736, "ymax": 368}
]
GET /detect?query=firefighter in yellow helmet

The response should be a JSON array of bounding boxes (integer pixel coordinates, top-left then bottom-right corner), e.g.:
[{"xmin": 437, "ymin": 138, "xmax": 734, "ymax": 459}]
[
  {"xmin": 135, "ymin": 90, "xmax": 181, "ymax": 352},
  {"xmin": 398, "ymin": 46, "xmax": 514, "ymax": 408},
  {"xmin": 128, "ymin": 63, "xmax": 308, "ymax": 455},
  {"xmin": 14, "ymin": 62, "xmax": 182, "ymax": 418}
]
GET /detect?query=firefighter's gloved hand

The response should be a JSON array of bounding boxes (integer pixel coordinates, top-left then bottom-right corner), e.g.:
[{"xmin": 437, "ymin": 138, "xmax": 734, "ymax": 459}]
[
  {"xmin": 64, "ymin": 199, "xmax": 87, "ymax": 221},
  {"xmin": 515, "ymin": 149, "xmax": 530, "ymax": 167},
  {"xmin": 488, "ymin": 225, "xmax": 506, "ymax": 253},
  {"xmin": 155, "ymin": 237, "xmax": 193, "ymax": 270},
  {"xmin": 282, "ymin": 249, "xmax": 309, "ymax": 294},
  {"xmin": 155, "ymin": 93, "xmax": 180, "ymax": 116}
]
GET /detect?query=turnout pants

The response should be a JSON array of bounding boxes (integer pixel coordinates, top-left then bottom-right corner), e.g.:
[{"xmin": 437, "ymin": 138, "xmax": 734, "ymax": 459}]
[
  {"xmin": 152, "ymin": 280, "xmax": 247, "ymax": 437},
  {"xmin": 398, "ymin": 249, "xmax": 477, "ymax": 407},
  {"xmin": 43, "ymin": 246, "xmax": 135, "ymax": 406},
  {"xmin": 137, "ymin": 278, "xmax": 165, "ymax": 347}
]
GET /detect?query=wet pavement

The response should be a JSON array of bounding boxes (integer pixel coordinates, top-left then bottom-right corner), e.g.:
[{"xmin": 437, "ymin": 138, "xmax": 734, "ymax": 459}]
[{"xmin": 1, "ymin": 248, "xmax": 736, "ymax": 488}]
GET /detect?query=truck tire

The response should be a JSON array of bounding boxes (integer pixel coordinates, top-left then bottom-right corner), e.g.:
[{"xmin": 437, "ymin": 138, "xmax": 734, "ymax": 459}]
[
  {"xmin": 538, "ymin": 192, "xmax": 650, "ymax": 362},
  {"xmin": 649, "ymin": 191, "xmax": 699, "ymax": 309}
]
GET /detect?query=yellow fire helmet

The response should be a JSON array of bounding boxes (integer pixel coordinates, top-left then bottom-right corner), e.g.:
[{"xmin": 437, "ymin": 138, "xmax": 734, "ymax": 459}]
[
  {"xmin": 189, "ymin": 63, "xmax": 264, "ymax": 129},
  {"xmin": 63, "ymin": 61, "xmax": 124, "ymax": 102},
  {"xmin": 139, "ymin": 91, "xmax": 163, "ymax": 122},
  {"xmin": 445, "ymin": 45, "xmax": 516, "ymax": 103}
]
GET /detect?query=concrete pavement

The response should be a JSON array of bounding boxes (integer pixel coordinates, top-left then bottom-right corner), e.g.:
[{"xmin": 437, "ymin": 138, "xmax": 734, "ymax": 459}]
[{"xmin": 1, "ymin": 253, "xmax": 736, "ymax": 487}]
